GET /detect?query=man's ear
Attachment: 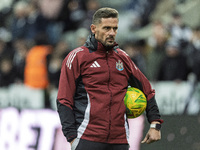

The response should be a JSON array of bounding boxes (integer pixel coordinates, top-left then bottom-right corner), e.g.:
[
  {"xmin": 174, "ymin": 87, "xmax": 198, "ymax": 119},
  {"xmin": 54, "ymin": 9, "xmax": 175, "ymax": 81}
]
[{"xmin": 90, "ymin": 24, "xmax": 96, "ymax": 34}]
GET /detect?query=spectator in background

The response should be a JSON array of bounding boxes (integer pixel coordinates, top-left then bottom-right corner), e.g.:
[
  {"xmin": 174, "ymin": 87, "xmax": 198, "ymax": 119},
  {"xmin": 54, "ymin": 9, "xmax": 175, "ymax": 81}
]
[
  {"xmin": 185, "ymin": 26, "xmax": 200, "ymax": 81},
  {"xmin": 24, "ymin": 33, "xmax": 52, "ymax": 107},
  {"xmin": 10, "ymin": 0, "xmax": 38, "ymax": 42},
  {"xmin": 47, "ymin": 39, "xmax": 70, "ymax": 89},
  {"xmin": 10, "ymin": 0, "xmax": 37, "ymax": 42},
  {"xmin": 53, "ymin": 39, "xmax": 70, "ymax": 60},
  {"xmin": 12, "ymin": 38, "xmax": 28, "ymax": 83},
  {"xmin": 157, "ymin": 40, "xmax": 189, "ymax": 81},
  {"xmin": 10, "ymin": 0, "xmax": 64, "ymax": 45},
  {"xmin": 47, "ymin": 55, "xmax": 62, "ymax": 89},
  {"xmin": 37, "ymin": 0, "xmax": 64, "ymax": 45},
  {"xmin": 0, "ymin": 27, "xmax": 12, "ymax": 43},
  {"xmin": 59, "ymin": 0, "xmax": 87, "ymax": 31},
  {"xmin": 0, "ymin": 57, "xmax": 15, "ymax": 87},
  {"xmin": 124, "ymin": 39, "xmax": 147, "ymax": 75},
  {"xmin": 123, "ymin": 0, "xmax": 159, "ymax": 28},
  {"xmin": 10, "ymin": 1, "xmax": 29, "ymax": 41},
  {"xmin": 46, "ymin": 39, "xmax": 69, "ymax": 109},
  {"xmin": 0, "ymin": 0, "xmax": 14, "ymax": 34},
  {"xmin": 146, "ymin": 21, "xmax": 168, "ymax": 81},
  {"xmin": 167, "ymin": 11, "xmax": 192, "ymax": 50},
  {"xmin": 0, "ymin": 39, "xmax": 14, "ymax": 60},
  {"xmin": 24, "ymin": 33, "xmax": 52, "ymax": 89},
  {"xmin": 75, "ymin": 27, "xmax": 90, "ymax": 47},
  {"xmin": 0, "ymin": 40, "xmax": 8, "ymax": 60},
  {"xmin": 82, "ymin": 0, "xmax": 100, "ymax": 30},
  {"xmin": 24, "ymin": 0, "xmax": 40, "ymax": 42},
  {"xmin": 38, "ymin": 0, "xmax": 64, "ymax": 20}
]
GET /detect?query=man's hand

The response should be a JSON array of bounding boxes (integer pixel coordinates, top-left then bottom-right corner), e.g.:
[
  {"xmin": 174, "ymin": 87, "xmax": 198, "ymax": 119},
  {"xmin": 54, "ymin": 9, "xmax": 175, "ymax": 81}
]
[{"xmin": 141, "ymin": 122, "xmax": 161, "ymax": 144}]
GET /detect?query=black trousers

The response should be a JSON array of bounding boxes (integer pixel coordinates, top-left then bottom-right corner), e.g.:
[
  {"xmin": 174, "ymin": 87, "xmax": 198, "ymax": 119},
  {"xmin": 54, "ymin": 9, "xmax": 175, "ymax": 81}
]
[{"xmin": 72, "ymin": 139, "xmax": 129, "ymax": 150}]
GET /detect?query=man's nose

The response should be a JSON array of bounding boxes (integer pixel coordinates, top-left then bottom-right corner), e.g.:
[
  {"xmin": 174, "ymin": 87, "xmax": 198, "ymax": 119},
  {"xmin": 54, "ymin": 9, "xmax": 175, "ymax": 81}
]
[{"xmin": 109, "ymin": 28, "xmax": 116, "ymax": 36}]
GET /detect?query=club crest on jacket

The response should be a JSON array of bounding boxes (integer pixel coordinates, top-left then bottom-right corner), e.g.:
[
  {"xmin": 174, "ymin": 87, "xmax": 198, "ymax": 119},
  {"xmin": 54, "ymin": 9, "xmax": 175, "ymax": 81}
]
[{"xmin": 116, "ymin": 60, "xmax": 124, "ymax": 71}]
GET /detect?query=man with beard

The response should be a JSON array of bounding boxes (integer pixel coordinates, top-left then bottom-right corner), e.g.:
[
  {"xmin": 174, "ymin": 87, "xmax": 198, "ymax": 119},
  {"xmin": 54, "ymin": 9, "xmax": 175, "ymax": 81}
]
[{"xmin": 57, "ymin": 7, "xmax": 163, "ymax": 150}]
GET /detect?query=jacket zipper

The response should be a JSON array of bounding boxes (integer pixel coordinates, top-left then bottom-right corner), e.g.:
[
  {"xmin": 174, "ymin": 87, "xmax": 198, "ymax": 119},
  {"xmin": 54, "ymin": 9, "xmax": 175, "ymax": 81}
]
[{"xmin": 106, "ymin": 50, "xmax": 112, "ymax": 141}]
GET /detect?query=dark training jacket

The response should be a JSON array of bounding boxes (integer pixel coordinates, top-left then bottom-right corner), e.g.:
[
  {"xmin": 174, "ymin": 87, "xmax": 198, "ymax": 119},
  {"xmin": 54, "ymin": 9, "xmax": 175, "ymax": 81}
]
[{"xmin": 57, "ymin": 34, "xmax": 163, "ymax": 144}]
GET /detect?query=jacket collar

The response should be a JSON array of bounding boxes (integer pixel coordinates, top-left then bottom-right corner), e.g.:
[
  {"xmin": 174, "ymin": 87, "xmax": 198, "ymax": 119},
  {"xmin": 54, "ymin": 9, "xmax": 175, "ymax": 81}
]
[{"xmin": 84, "ymin": 34, "xmax": 119, "ymax": 53}]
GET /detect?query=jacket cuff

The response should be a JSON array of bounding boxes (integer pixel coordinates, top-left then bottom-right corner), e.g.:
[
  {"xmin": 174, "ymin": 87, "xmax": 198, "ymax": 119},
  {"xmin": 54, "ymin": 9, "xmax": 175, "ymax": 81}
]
[{"xmin": 146, "ymin": 96, "xmax": 163, "ymax": 124}]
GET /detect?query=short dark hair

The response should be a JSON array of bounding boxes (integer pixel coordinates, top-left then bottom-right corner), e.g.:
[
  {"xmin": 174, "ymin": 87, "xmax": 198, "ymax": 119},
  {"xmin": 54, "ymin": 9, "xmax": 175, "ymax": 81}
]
[{"xmin": 92, "ymin": 7, "xmax": 119, "ymax": 25}]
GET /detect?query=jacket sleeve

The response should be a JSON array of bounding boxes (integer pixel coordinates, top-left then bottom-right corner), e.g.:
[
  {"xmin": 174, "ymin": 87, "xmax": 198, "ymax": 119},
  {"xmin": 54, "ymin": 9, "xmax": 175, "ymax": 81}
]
[
  {"xmin": 57, "ymin": 48, "xmax": 82, "ymax": 142},
  {"xmin": 127, "ymin": 56, "xmax": 163, "ymax": 124}
]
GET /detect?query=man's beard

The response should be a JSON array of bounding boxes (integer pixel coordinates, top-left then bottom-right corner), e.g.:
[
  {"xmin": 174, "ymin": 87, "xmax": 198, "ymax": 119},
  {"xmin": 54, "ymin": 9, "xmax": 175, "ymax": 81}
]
[
  {"xmin": 103, "ymin": 43, "xmax": 115, "ymax": 50},
  {"xmin": 103, "ymin": 37, "xmax": 115, "ymax": 49}
]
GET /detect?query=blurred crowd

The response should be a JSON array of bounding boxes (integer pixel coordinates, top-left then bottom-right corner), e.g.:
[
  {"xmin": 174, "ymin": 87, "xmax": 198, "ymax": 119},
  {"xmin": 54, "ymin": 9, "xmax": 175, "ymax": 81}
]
[{"xmin": 0, "ymin": 0, "xmax": 200, "ymax": 99}]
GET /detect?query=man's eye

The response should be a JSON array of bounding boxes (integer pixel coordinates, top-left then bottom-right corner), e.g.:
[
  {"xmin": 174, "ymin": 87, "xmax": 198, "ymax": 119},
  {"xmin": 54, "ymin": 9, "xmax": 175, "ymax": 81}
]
[
  {"xmin": 105, "ymin": 27, "xmax": 110, "ymax": 30},
  {"xmin": 113, "ymin": 27, "xmax": 118, "ymax": 31}
]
